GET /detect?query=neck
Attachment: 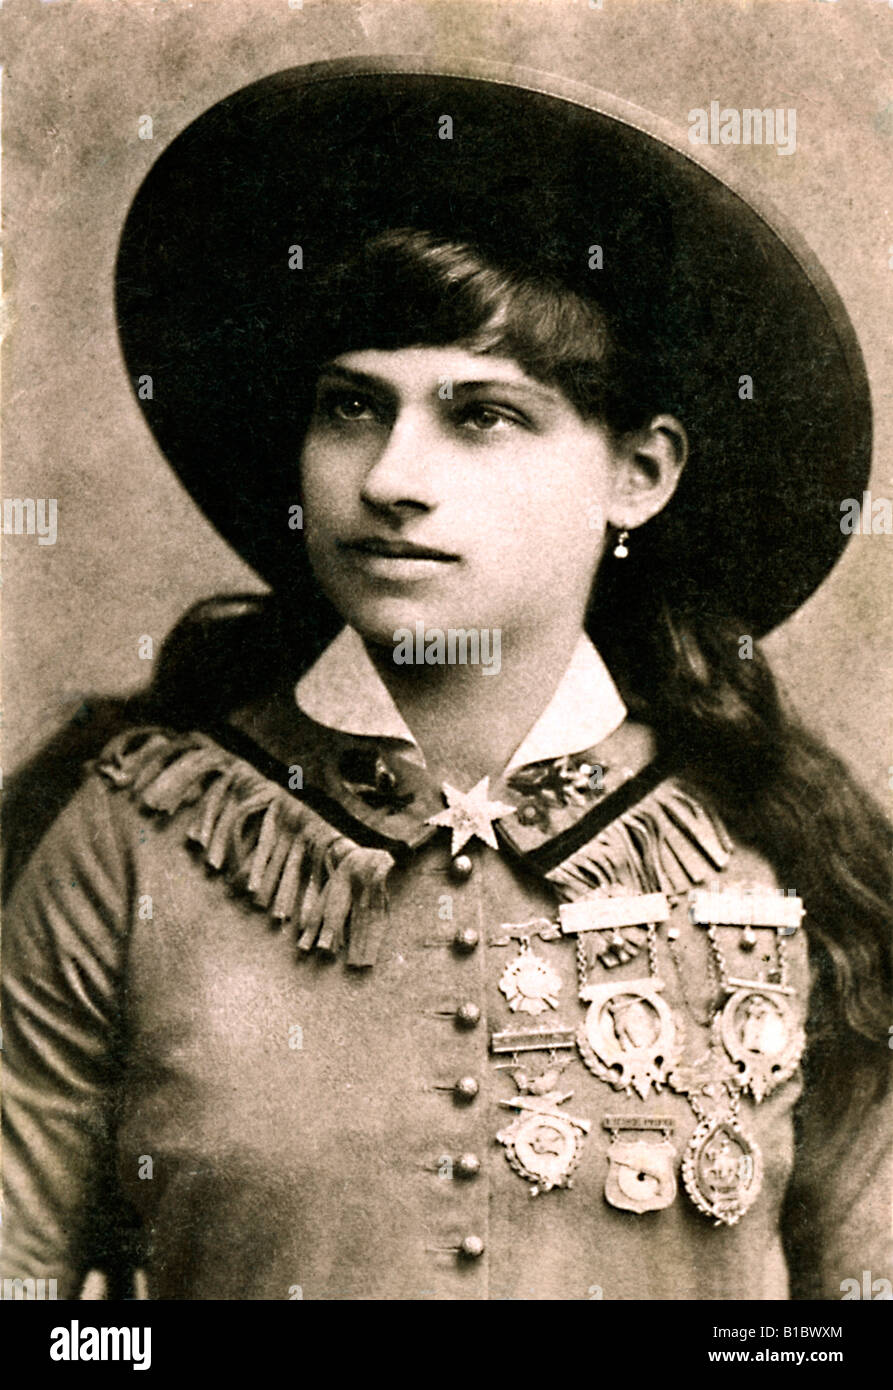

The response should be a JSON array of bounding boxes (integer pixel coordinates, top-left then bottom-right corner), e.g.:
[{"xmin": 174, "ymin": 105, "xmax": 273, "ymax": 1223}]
[{"xmin": 368, "ymin": 621, "xmax": 584, "ymax": 786}]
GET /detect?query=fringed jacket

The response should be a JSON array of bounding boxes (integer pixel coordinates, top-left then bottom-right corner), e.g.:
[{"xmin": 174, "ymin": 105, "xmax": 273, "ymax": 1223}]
[{"xmin": 2, "ymin": 620, "xmax": 891, "ymax": 1301}]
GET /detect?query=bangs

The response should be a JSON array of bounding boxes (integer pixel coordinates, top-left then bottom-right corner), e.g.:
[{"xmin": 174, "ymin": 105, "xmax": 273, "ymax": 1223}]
[{"xmin": 308, "ymin": 229, "xmax": 654, "ymax": 432}]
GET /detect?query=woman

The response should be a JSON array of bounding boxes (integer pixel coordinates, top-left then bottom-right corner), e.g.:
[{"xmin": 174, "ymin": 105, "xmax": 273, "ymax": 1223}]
[{"xmin": 2, "ymin": 58, "xmax": 890, "ymax": 1301}]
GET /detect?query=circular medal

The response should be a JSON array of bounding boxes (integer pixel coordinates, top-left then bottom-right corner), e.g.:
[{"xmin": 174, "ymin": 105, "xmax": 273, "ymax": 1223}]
[
  {"xmin": 497, "ymin": 1107, "xmax": 586, "ymax": 1194},
  {"xmin": 499, "ymin": 949, "xmax": 562, "ymax": 1015},
  {"xmin": 576, "ymin": 979, "xmax": 683, "ymax": 1100},
  {"xmin": 717, "ymin": 986, "xmax": 804, "ymax": 1102}
]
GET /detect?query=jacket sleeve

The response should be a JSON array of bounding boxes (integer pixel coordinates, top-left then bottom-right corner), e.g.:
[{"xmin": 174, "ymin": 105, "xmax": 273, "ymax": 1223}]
[
  {"xmin": 782, "ymin": 1040, "xmax": 893, "ymax": 1301},
  {"xmin": 1, "ymin": 774, "xmax": 136, "ymax": 1297}
]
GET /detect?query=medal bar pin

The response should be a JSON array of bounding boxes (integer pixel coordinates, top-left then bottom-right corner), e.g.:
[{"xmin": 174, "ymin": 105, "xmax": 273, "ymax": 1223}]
[
  {"xmin": 602, "ymin": 1115, "xmax": 675, "ymax": 1133},
  {"xmin": 688, "ymin": 888, "xmax": 804, "ymax": 932},
  {"xmin": 724, "ymin": 976, "xmax": 794, "ymax": 996},
  {"xmin": 559, "ymin": 892, "xmax": 670, "ymax": 934},
  {"xmin": 489, "ymin": 917, "xmax": 561, "ymax": 946},
  {"xmin": 490, "ymin": 1026, "xmax": 576, "ymax": 1055}
]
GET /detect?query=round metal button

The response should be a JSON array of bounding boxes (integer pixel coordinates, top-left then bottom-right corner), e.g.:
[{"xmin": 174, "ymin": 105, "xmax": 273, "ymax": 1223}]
[
  {"xmin": 455, "ymin": 1001, "xmax": 481, "ymax": 1029},
  {"xmin": 459, "ymin": 1235, "xmax": 485, "ymax": 1260},
  {"xmin": 449, "ymin": 854, "xmax": 474, "ymax": 882},
  {"xmin": 455, "ymin": 1075, "xmax": 479, "ymax": 1101},
  {"xmin": 455, "ymin": 1153, "xmax": 481, "ymax": 1180},
  {"xmin": 452, "ymin": 925, "xmax": 480, "ymax": 954},
  {"xmin": 517, "ymin": 800, "xmax": 540, "ymax": 826}
]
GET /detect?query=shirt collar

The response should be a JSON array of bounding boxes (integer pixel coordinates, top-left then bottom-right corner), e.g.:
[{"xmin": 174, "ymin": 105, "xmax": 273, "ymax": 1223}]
[{"xmin": 295, "ymin": 625, "xmax": 627, "ymax": 776}]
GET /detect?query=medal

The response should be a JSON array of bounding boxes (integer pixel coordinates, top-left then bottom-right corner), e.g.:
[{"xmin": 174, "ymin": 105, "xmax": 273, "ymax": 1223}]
[
  {"xmin": 562, "ymin": 899, "xmax": 684, "ymax": 1099},
  {"xmin": 682, "ymin": 1111, "xmax": 763, "ymax": 1227},
  {"xmin": 499, "ymin": 940, "xmax": 563, "ymax": 1014},
  {"xmin": 688, "ymin": 886, "xmax": 806, "ymax": 1102},
  {"xmin": 491, "ymin": 922, "xmax": 564, "ymax": 1016},
  {"xmin": 602, "ymin": 1116, "xmax": 678, "ymax": 1214},
  {"xmin": 491, "ymin": 1027, "xmax": 588, "ymax": 1194},
  {"xmin": 497, "ymin": 1088, "xmax": 590, "ymax": 1195},
  {"xmin": 716, "ymin": 982, "xmax": 805, "ymax": 1102},
  {"xmin": 669, "ymin": 1055, "xmax": 763, "ymax": 1226},
  {"xmin": 577, "ymin": 979, "xmax": 682, "ymax": 1099}
]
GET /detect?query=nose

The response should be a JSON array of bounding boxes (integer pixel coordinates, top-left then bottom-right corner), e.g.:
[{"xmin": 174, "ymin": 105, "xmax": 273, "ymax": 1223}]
[{"xmin": 360, "ymin": 410, "xmax": 440, "ymax": 515}]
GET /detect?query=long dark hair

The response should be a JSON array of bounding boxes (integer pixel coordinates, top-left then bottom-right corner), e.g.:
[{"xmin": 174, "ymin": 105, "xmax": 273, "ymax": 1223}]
[{"xmin": 307, "ymin": 228, "xmax": 892, "ymax": 1101}]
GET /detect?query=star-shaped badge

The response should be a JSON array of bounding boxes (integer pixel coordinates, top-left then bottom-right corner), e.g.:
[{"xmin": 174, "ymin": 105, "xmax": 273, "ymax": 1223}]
[{"xmin": 425, "ymin": 777, "xmax": 516, "ymax": 855}]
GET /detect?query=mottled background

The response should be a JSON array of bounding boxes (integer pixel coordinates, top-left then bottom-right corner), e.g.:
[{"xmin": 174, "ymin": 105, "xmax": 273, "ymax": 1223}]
[{"xmin": 3, "ymin": 0, "xmax": 892, "ymax": 801}]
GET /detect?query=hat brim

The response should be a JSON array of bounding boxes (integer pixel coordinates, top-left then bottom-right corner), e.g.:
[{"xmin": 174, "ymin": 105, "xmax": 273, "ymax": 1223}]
[{"xmin": 115, "ymin": 56, "xmax": 871, "ymax": 637}]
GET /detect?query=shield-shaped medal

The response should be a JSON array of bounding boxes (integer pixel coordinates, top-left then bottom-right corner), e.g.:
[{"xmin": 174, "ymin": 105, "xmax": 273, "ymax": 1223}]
[{"xmin": 604, "ymin": 1137, "xmax": 678, "ymax": 1213}]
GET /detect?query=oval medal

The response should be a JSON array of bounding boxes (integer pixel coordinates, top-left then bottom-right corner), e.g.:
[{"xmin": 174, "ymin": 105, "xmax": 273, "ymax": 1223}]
[{"xmin": 682, "ymin": 1116, "xmax": 763, "ymax": 1226}]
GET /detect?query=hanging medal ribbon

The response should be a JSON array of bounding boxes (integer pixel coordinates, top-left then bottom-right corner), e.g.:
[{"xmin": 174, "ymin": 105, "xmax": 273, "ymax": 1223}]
[
  {"xmin": 667, "ymin": 1055, "xmax": 763, "ymax": 1226},
  {"xmin": 560, "ymin": 891, "xmax": 669, "ymax": 970},
  {"xmin": 562, "ymin": 895, "xmax": 682, "ymax": 1099},
  {"xmin": 689, "ymin": 887, "xmax": 804, "ymax": 933},
  {"xmin": 491, "ymin": 1026, "xmax": 589, "ymax": 1194},
  {"xmin": 689, "ymin": 886, "xmax": 806, "ymax": 1102}
]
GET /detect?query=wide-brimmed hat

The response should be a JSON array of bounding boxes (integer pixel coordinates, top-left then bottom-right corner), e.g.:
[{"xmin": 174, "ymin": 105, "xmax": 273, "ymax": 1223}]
[{"xmin": 115, "ymin": 56, "xmax": 871, "ymax": 638}]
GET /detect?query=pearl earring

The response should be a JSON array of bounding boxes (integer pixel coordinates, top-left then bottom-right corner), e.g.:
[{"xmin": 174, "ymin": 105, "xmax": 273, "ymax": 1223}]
[{"xmin": 613, "ymin": 528, "xmax": 630, "ymax": 559}]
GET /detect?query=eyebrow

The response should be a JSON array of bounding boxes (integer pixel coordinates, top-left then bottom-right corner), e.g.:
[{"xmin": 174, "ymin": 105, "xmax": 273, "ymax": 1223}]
[{"xmin": 316, "ymin": 361, "xmax": 562, "ymax": 405}]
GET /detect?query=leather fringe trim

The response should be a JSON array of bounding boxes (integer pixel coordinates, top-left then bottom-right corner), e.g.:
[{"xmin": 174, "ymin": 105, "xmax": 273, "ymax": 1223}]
[
  {"xmin": 95, "ymin": 728, "xmax": 396, "ymax": 967},
  {"xmin": 546, "ymin": 777, "xmax": 733, "ymax": 901}
]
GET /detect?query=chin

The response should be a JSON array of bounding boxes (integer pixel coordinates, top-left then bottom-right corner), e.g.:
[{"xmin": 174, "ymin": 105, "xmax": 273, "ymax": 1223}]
[{"xmin": 336, "ymin": 593, "xmax": 494, "ymax": 648}]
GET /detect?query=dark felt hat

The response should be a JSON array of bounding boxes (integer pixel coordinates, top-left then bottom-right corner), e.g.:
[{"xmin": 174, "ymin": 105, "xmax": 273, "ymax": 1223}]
[{"xmin": 115, "ymin": 56, "xmax": 871, "ymax": 637}]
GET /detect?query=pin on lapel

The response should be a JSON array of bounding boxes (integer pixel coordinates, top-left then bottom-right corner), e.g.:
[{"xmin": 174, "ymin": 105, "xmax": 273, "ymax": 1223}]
[{"xmin": 425, "ymin": 777, "xmax": 516, "ymax": 855}]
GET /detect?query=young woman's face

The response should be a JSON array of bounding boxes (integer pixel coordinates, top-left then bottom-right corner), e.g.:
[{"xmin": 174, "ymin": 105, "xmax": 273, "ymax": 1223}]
[{"xmin": 300, "ymin": 345, "xmax": 624, "ymax": 649}]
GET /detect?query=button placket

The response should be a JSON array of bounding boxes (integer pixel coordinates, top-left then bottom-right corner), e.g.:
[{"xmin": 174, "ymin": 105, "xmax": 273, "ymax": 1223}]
[{"xmin": 424, "ymin": 844, "xmax": 489, "ymax": 1291}]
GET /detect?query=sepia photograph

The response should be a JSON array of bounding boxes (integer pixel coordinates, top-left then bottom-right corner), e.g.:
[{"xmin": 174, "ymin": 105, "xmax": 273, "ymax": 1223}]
[{"xmin": 1, "ymin": 0, "xmax": 891, "ymax": 1356}]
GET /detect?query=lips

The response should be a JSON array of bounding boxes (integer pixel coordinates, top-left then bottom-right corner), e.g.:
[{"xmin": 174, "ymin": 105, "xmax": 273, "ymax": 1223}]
[{"xmin": 339, "ymin": 536, "xmax": 460, "ymax": 562}]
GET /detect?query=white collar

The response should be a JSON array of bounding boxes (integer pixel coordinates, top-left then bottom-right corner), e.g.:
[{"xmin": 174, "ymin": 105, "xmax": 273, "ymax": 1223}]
[{"xmin": 295, "ymin": 625, "xmax": 627, "ymax": 776}]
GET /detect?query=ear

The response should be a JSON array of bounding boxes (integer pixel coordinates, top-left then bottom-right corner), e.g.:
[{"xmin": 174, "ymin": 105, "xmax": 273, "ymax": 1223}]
[{"xmin": 606, "ymin": 414, "xmax": 689, "ymax": 530}]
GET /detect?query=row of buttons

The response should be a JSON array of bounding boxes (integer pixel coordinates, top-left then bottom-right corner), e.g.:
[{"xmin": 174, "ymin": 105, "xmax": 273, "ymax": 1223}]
[{"xmin": 447, "ymin": 850, "xmax": 484, "ymax": 1263}]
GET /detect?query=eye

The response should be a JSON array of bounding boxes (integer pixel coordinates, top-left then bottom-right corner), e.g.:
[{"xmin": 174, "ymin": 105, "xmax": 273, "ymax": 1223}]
[
  {"xmin": 458, "ymin": 403, "xmax": 529, "ymax": 433},
  {"xmin": 315, "ymin": 388, "xmax": 380, "ymax": 423}
]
